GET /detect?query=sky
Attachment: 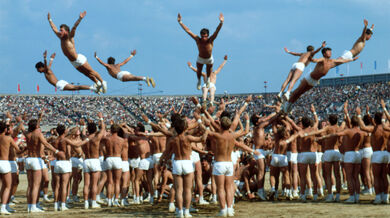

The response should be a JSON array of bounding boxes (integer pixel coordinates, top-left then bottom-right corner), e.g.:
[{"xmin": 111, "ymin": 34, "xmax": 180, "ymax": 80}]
[{"xmin": 0, "ymin": 0, "xmax": 389, "ymax": 96}]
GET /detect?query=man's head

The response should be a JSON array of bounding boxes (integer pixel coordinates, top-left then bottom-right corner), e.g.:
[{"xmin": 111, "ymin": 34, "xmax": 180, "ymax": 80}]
[
  {"xmin": 374, "ymin": 112, "xmax": 383, "ymax": 125},
  {"xmin": 301, "ymin": 116, "xmax": 311, "ymax": 128},
  {"xmin": 365, "ymin": 29, "xmax": 373, "ymax": 40},
  {"xmin": 363, "ymin": 115, "xmax": 372, "ymax": 126},
  {"xmin": 87, "ymin": 122, "xmax": 97, "ymax": 134},
  {"xmin": 321, "ymin": 47, "xmax": 332, "ymax": 58},
  {"xmin": 250, "ymin": 114, "xmax": 259, "ymax": 126},
  {"xmin": 136, "ymin": 122, "xmax": 145, "ymax": 133},
  {"xmin": 35, "ymin": 62, "xmax": 45, "ymax": 73},
  {"xmin": 28, "ymin": 119, "xmax": 38, "ymax": 132},
  {"xmin": 0, "ymin": 121, "xmax": 6, "ymax": 134},
  {"xmin": 351, "ymin": 116, "xmax": 359, "ymax": 127},
  {"xmin": 221, "ymin": 116, "xmax": 232, "ymax": 130},
  {"xmin": 328, "ymin": 114, "xmax": 338, "ymax": 125},
  {"xmin": 59, "ymin": 24, "xmax": 70, "ymax": 38},
  {"xmin": 174, "ymin": 118, "xmax": 187, "ymax": 135},
  {"xmin": 220, "ymin": 111, "xmax": 231, "ymax": 120},
  {"xmin": 56, "ymin": 124, "xmax": 66, "ymax": 136},
  {"xmin": 277, "ymin": 126, "xmax": 287, "ymax": 138},
  {"xmin": 307, "ymin": 45, "xmax": 314, "ymax": 52},
  {"xmin": 200, "ymin": 28, "xmax": 209, "ymax": 41},
  {"xmin": 107, "ymin": 57, "xmax": 115, "ymax": 65},
  {"xmin": 110, "ymin": 124, "xmax": 121, "ymax": 134}
]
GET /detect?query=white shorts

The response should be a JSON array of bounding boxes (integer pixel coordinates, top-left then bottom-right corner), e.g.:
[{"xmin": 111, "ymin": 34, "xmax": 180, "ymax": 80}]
[
  {"xmin": 10, "ymin": 161, "xmax": 18, "ymax": 173},
  {"xmin": 191, "ymin": 151, "xmax": 200, "ymax": 164},
  {"xmin": 197, "ymin": 56, "xmax": 214, "ymax": 65},
  {"xmin": 341, "ymin": 50, "xmax": 353, "ymax": 60},
  {"xmin": 360, "ymin": 147, "xmax": 373, "ymax": 159},
  {"xmin": 270, "ymin": 154, "xmax": 288, "ymax": 167},
  {"xmin": 153, "ymin": 153, "xmax": 163, "ymax": 166},
  {"xmin": 298, "ymin": 152, "xmax": 317, "ymax": 164},
  {"xmin": 122, "ymin": 161, "xmax": 130, "ymax": 172},
  {"xmin": 105, "ymin": 157, "xmax": 123, "ymax": 170},
  {"xmin": 83, "ymin": 158, "xmax": 102, "ymax": 173},
  {"xmin": 292, "ymin": 62, "xmax": 305, "ymax": 72},
  {"xmin": 99, "ymin": 156, "xmax": 107, "ymax": 171},
  {"xmin": 263, "ymin": 150, "xmax": 272, "ymax": 157},
  {"xmin": 231, "ymin": 151, "xmax": 240, "ymax": 165},
  {"xmin": 172, "ymin": 160, "xmax": 194, "ymax": 175},
  {"xmin": 323, "ymin": 149, "xmax": 342, "ymax": 162},
  {"xmin": 138, "ymin": 158, "xmax": 152, "ymax": 171},
  {"xmin": 50, "ymin": 160, "xmax": 56, "ymax": 168},
  {"xmin": 287, "ymin": 152, "xmax": 298, "ymax": 164},
  {"xmin": 25, "ymin": 157, "xmax": 44, "ymax": 171},
  {"xmin": 54, "ymin": 160, "xmax": 72, "ymax": 174},
  {"xmin": 316, "ymin": 152, "xmax": 323, "ymax": 164},
  {"xmin": 17, "ymin": 157, "xmax": 25, "ymax": 163},
  {"xmin": 202, "ymin": 82, "xmax": 216, "ymax": 90},
  {"xmin": 0, "ymin": 160, "xmax": 11, "ymax": 174},
  {"xmin": 371, "ymin": 151, "xmax": 389, "ymax": 164},
  {"xmin": 212, "ymin": 161, "xmax": 234, "ymax": 176},
  {"xmin": 71, "ymin": 53, "xmax": 87, "ymax": 68},
  {"xmin": 70, "ymin": 157, "xmax": 84, "ymax": 170},
  {"xmin": 117, "ymin": 71, "xmax": 132, "ymax": 81},
  {"xmin": 304, "ymin": 75, "xmax": 319, "ymax": 87},
  {"xmin": 254, "ymin": 148, "xmax": 265, "ymax": 160},
  {"xmin": 129, "ymin": 157, "xmax": 140, "ymax": 169},
  {"xmin": 56, "ymin": 80, "xmax": 69, "ymax": 91},
  {"xmin": 343, "ymin": 151, "xmax": 362, "ymax": 164},
  {"xmin": 41, "ymin": 159, "xmax": 48, "ymax": 169}
]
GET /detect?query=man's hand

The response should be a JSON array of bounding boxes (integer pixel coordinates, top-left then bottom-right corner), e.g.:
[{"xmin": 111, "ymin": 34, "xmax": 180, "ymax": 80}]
[
  {"xmin": 244, "ymin": 112, "xmax": 249, "ymax": 121},
  {"xmin": 353, "ymin": 56, "xmax": 359, "ymax": 61},
  {"xmin": 191, "ymin": 96, "xmax": 200, "ymax": 106},
  {"xmin": 245, "ymin": 95, "xmax": 252, "ymax": 103},
  {"xmin": 310, "ymin": 104, "xmax": 316, "ymax": 113},
  {"xmin": 284, "ymin": 47, "xmax": 289, "ymax": 53},
  {"xmin": 131, "ymin": 50, "xmax": 136, "ymax": 56},
  {"xmin": 364, "ymin": 19, "xmax": 368, "ymax": 27},
  {"xmin": 94, "ymin": 52, "xmax": 97, "ymax": 58},
  {"xmin": 224, "ymin": 55, "xmax": 228, "ymax": 60},
  {"xmin": 219, "ymin": 13, "xmax": 224, "ymax": 23},
  {"xmin": 80, "ymin": 11, "xmax": 86, "ymax": 19},
  {"xmin": 177, "ymin": 13, "xmax": 182, "ymax": 22},
  {"xmin": 356, "ymin": 107, "xmax": 361, "ymax": 115},
  {"xmin": 381, "ymin": 99, "xmax": 386, "ymax": 109},
  {"xmin": 321, "ymin": 41, "xmax": 326, "ymax": 48},
  {"xmin": 50, "ymin": 53, "xmax": 56, "ymax": 59},
  {"xmin": 371, "ymin": 24, "xmax": 374, "ymax": 30},
  {"xmin": 43, "ymin": 50, "xmax": 47, "ymax": 58},
  {"xmin": 187, "ymin": 62, "xmax": 192, "ymax": 67},
  {"xmin": 47, "ymin": 12, "xmax": 51, "ymax": 20},
  {"xmin": 98, "ymin": 112, "xmax": 103, "ymax": 119},
  {"xmin": 38, "ymin": 112, "xmax": 44, "ymax": 119},
  {"xmin": 141, "ymin": 114, "xmax": 149, "ymax": 123}
]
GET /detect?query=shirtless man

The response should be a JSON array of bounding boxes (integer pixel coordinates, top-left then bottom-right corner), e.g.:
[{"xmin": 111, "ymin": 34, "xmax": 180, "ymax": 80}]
[
  {"xmin": 148, "ymin": 126, "xmax": 166, "ymax": 200},
  {"xmin": 23, "ymin": 119, "xmax": 63, "ymax": 213},
  {"xmin": 118, "ymin": 126, "xmax": 130, "ymax": 206},
  {"xmin": 278, "ymin": 41, "xmax": 326, "ymax": 101},
  {"xmin": 94, "ymin": 50, "xmax": 155, "ymax": 88},
  {"xmin": 35, "ymin": 51, "xmax": 96, "ymax": 92},
  {"xmin": 282, "ymin": 47, "xmax": 358, "ymax": 113},
  {"xmin": 178, "ymin": 13, "xmax": 224, "ymax": 90},
  {"xmin": 69, "ymin": 127, "xmax": 85, "ymax": 203},
  {"xmin": 339, "ymin": 19, "xmax": 374, "ymax": 61},
  {"xmin": 187, "ymin": 55, "xmax": 228, "ymax": 105},
  {"xmin": 102, "ymin": 124, "xmax": 125, "ymax": 207},
  {"xmin": 82, "ymin": 113, "xmax": 105, "ymax": 209},
  {"xmin": 48, "ymin": 11, "xmax": 107, "ymax": 93}
]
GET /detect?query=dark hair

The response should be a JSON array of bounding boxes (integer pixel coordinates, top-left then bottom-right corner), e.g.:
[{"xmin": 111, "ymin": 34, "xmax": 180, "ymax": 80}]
[
  {"xmin": 87, "ymin": 122, "xmax": 97, "ymax": 134},
  {"xmin": 200, "ymin": 28, "xmax": 209, "ymax": 36},
  {"xmin": 0, "ymin": 121, "xmax": 6, "ymax": 134},
  {"xmin": 111, "ymin": 124, "xmax": 121, "ymax": 134},
  {"xmin": 328, "ymin": 114, "xmax": 338, "ymax": 125},
  {"xmin": 321, "ymin": 47, "xmax": 332, "ymax": 55},
  {"xmin": 365, "ymin": 29, "xmax": 373, "ymax": 35},
  {"xmin": 220, "ymin": 111, "xmax": 231, "ymax": 120},
  {"xmin": 301, "ymin": 116, "xmax": 311, "ymax": 128},
  {"xmin": 171, "ymin": 113, "xmax": 181, "ymax": 126},
  {"xmin": 306, "ymin": 45, "xmax": 314, "ymax": 52},
  {"xmin": 107, "ymin": 57, "xmax": 115, "ymax": 64},
  {"xmin": 363, "ymin": 115, "xmax": 372, "ymax": 126},
  {"xmin": 277, "ymin": 126, "xmax": 287, "ymax": 138},
  {"xmin": 60, "ymin": 24, "xmax": 70, "ymax": 32},
  {"xmin": 174, "ymin": 118, "xmax": 187, "ymax": 134},
  {"xmin": 35, "ymin": 62, "xmax": 44, "ymax": 69},
  {"xmin": 56, "ymin": 124, "xmax": 66, "ymax": 135},
  {"xmin": 374, "ymin": 112, "xmax": 383, "ymax": 125},
  {"xmin": 118, "ymin": 127, "xmax": 125, "ymax": 138},
  {"xmin": 221, "ymin": 116, "xmax": 232, "ymax": 130},
  {"xmin": 351, "ymin": 116, "xmax": 359, "ymax": 127},
  {"xmin": 136, "ymin": 122, "xmax": 145, "ymax": 133},
  {"xmin": 28, "ymin": 119, "xmax": 38, "ymax": 132},
  {"xmin": 250, "ymin": 114, "xmax": 259, "ymax": 125}
]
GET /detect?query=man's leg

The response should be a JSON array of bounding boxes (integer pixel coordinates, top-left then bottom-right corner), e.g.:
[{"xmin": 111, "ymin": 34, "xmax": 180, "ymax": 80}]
[
  {"xmin": 106, "ymin": 170, "xmax": 113, "ymax": 206},
  {"xmin": 31, "ymin": 170, "xmax": 42, "ymax": 210},
  {"xmin": 174, "ymin": 175, "xmax": 184, "ymax": 212},
  {"xmin": 71, "ymin": 168, "xmax": 81, "ymax": 200},
  {"xmin": 353, "ymin": 163, "xmax": 361, "ymax": 202},
  {"xmin": 202, "ymin": 87, "xmax": 208, "ymax": 103},
  {"xmin": 53, "ymin": 173, "xmax": 60, "ymax": 210},
  {"xmin": 278, "ymin": 69, "xmax": 294, "ymax": 97},
  {"xmin": 344, "ymin": 163, "xmax": 355, "ymax": 202},
  {"xmin": 42, "ymin": 168, "xmax": 50, "ymax": 202},
  {"xmin": 298, "ymin": 163, "xmax": 307, "ymax": 197},
  {"xmin": 286, "ymin": 69, "xmax": 303, "ymax": 93},
  {"xmin": 0, "ymin": 173, "xmax": 12, "ymax": 214},
  {"xmin": 209, "ymin": 87, "xmax": 216, "ymax": 105},
  {"xmin": 224, "ymin": 175, "xmax": 234, "ymax": 212},
  {"xmin": 361, "ymin": 157, "xmax": 372, "ymax": 194},
  {"xmin": 256, "ymin": 158, "xmax": 266, "ymax": 200},
  {"xmin": 64, "ymin": 84, "xmax": 93, "ymax": 91},
  {"xmin": 83, "ymin": 172, "xmax": 90, "ymax": 208},
  {"xmin": 183, "ymin": 173, "xmax": 194, "ymax": 216},
  {"xmin": 122, "ymin": 74, "xmax": 147, "ymax": 82},
  {"xmin": 121, "ymin": 171, "xmax": 130, "ymax": 204},
  {"xmin": 215, "ymin": 175, "xmax": 226, "ymax": 212},
  {"xmin": 324, "ymin": 162, "xmax": 333, "ymax": 200},
  {"xmin": 113, "ymin": 169, "xmax": 122, "ymax": 206},
  {"xmin": 134, "ymin": 169, "xmax": 143, "ymax": 203},
  {"xmin": 77, "ymin": 62, "xmax": 103, "ymax": 84},
  {"xmin": 288, "ymin": 79, "xmax": 313, "ymax": 104},
  {"xmin": 60, "ymin": 173, "xmax": 70, "ymax": 210},
  {"xmin": 206, "ymin": 64, "xmax": 213, "ymax": 79},
  {"xmin": 194, "ymin": 161, "xmax": 206, "ymax": 204},
  {"xmin": 153, "ymin": 164, "xmax": 161, "ymax": 199},
  {"xmin": 91, "ymin": 171, "xmax": 101, "ymax": 207}
]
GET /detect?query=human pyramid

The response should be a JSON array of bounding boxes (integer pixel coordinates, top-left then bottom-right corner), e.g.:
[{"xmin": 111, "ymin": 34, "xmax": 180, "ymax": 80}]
[{"xmin": 0, "ymin": 10, "xmax": 385, "ymax": 218}]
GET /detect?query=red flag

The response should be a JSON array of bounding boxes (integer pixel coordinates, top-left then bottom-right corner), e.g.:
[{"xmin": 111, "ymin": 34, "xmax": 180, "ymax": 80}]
[
  {"xmin": 37, "ymin": 85, "xmax": 40, "ymax": 93},
  {"xmin": 360, "ymin": 62, "xmax": 363, "ymax": 69},
  {"xmin": 17, "ymin": 84, "xmax": 20, "ymax": 92},
  {"xmin": 55, "ymin": 87, "xmax": 57, "ymax": 92}
]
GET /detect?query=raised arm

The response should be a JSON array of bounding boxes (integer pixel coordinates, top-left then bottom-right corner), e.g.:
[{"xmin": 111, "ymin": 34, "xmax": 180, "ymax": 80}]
[
  {"xmin": 48, "ymin": 53, "xmax": 56, "ymax": 69},
  {"xmin": 311, "ymin": 41, "xmax": 326, "ymax": 56},
  {"xmin": 381, "ymin": 99, "xmax": 390, "ymax": 121},
  {"xmin": 177, "ymin": 13, "xmax": 198, "ymax": 40},
  {"xmin": 47, "ymin": 12, "xmax": 61, "ymax": 37},
  {"xmin": 284, "ymin": 47, "xmax": 302, "ymax": 56},
  {"xmin": 356, "ymin": 107, "xmax": 373, "ymax": 132},
  {"xmin": 119, "ymin": 50, "xmax": 136, "ymax": 67},
  {"xmin": 311, "ymin": 104, "xmax": 319, "ymax": 129},
  {"xmin": 209, "ymin": 13, "xmax": 224, "ymax": 42},
  {"xmin": 361, "ymin": 19, "xmax": 368, "ymax": 39},
  {"xmin": 235, "ymin": 141, "xmax": 258, "ymax": 155},
  {"xmin": 311, "ymin": 57, "xmax": 325, "ymax": 63},
  {"xmin": 214, "ymin": 55, "xmax": 228, "ymax": 75},
  {"xmin": 96, "ymin": 112, "xmax": 106, "ymax": 139},
  {"xmin": 70, "ymin": 11, "xmax": 86, "ymax": 38},
  {"xmin": 142, "ymin": 114, "xmax": 174, "ymax": 137},
  {"xmin": 187, "ymin": 62, "xmax": 203, "ymax": 74},
  {"xmin": 334, "ymin": 56, "xmax": 359, "ymax": 66},
  {"xmin": 343, "ymin": 100, "xmax": 351, "ymax": 128},
  {"xmin": 230, "ymin": 95, "xmax": 252, "ymax": 131},
  {"xmin": 285, "ymin": 116, "xmax": 302, "ymax": 132},
  {"xmin": 94, "ymin": 52, "xmax": 109, "ymax": 67}
]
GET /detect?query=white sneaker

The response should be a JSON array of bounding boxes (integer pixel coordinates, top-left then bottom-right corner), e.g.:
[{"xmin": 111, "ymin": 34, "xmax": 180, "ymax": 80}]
[
  {"xmin": 0, "ymin": 209, "xmax": 11, "ymax": 215},
  {"xmin": 344, "ymin": 196, "xmax": 355, "ymax": 204},
  {"xmin": 143, "ymin": 195, "xmax": 151, "ymax": 203},
  {"xmin": 197, "ymin": 80, "xmax": 201, "ymax": 90},
  {"xmin": 341, "ymin": 184, "xmax": 348, "ymax": 191},
  {"xmin": 30, "ymin": 207, "xmax": 44, "ymax": 213},
  {"xmin": 168, "ymin": 203, "xmax": 176, "ymax": 213},
  {"xmin": 325, "ymin": 194, "xmax": 334, "ymax": 203},
  {"xmin": 283, "ymin": 92, "xmax": 290, "ymax": 101},
  {"xmin": 227, "ymin": 208, "xmax": 235, "ymax": 217},
  {"xmin": 121, "ymin": 199, "xmax": 130, "ymax": 206},
  {"xmin": 44, "ymin": 196, "xmax": 54, "ymax": 203},
  {"xmin": 60, "ymin": 206, "xmax": 69, "ymax": 211},
  {"xmin": 176, "ymin": 210, "xmax": 184, "ymax": 218},
  {"xmin": 102, "ymin": 81, "xmax": 107, "ymax": 93},
  {"xmin": 184, "ymin": 211, "xmax": 192, "ymax": 218},
  {"xmin": 199, "ymin": 199, "xmax": 209, "ymax": 205},
  {"xmin": 217, "ymin": 210, "xmax": 227, "ymax": 217},
  {"xmin": 113, "ymin": 201, "xmax": 121, "ymax": 207},
  {"xmin": 91, "ymin": 204, "xmax": 101, "ymax": 209}
]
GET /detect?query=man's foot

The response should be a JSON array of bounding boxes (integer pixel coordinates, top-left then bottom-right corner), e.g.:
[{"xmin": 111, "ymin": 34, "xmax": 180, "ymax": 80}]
[
  {"xmin": 199, "ymin": 199, "xmax": 209, "ymax": 205},
  {"xmin": 60, "ymin": 206, "xmax": 69, "ymax": 211},
  {"xmin": 341, "ymin": 184, "xmax": 348, "ymax": 190},
  {"xmin": 72, "ymin": 195, "xmax": 80, "ymax": 203},
  {"xmin": 44, "ymin": 196, "xmax": 54, "ymax": 203},
  {"xmin": 283, "ymin": 92, "xmax": 290, "ymax": 102},
  {"xmin": 257, "ymin": 189, "xmax": 266, "ymax": 201},
  {"xmin": 176, "ymin": 210, "xmax": 184, "ymax": 218},
  {"xmin": 189, "ymin": 207, "xmax": 198, "ymax": 213},
  {"xmin": 197, "ymin": 80, "xmax": 201, "ymax": 90},
  {"xmin": 6, "ymin": 205, "xmax": 15, "ymax": 213},
  {"xmin": 227, "ymin": 208, "xmax": 235, "ymax": 217},
  {"xmin": 149, "ymin": 77, "xmax": 156, "ymax": 88},
  {"xmin": 373, "ymin": 195, "xmax": 382, "ymax": 204},
  {"xmin": 325, "ymin": 194, "xmax": 334, "ymax": 203},
  {"xmin": 10, "ymin": 196, "xmax": 19, "ymax": 204},
  {"xmin": 0, "ymin": 209, "xmax": 11, "ymax": 215},
  {"xmin": 30, "ymin": 207, "xmax": 44, "ymax": 213},
  {"xmin": 91, "ymin": 204, "xmax": 101, "ymax": 209},
  {"xmin": 344, "ymin": 196, "xmax": 355, "ymax": 204},
  {"xmin": 300, "ymin": 195, "xmax": 307, "ymax": 203},
  {"xmin": 216, "ymin": 209, "xmax": 227, "ymax": 217},
  {"xmin": 102, "ymin": 81, "xmax": 107, "ymax": 93},
  {"xmin": 121, "ymin": 199, "xmax": 130, "ymax": 206},
  {"xmin": 145, "ymin": 77, "xmax": 151, "ymax": 87},
  {"xmin": 184, "ymin": 211, "xmax": 192, "ymax": 218},
  {"xmin": 168, "ymin": 203, "xmax": 176, "ymax": 213},
  {"xmin": 277, "ymin": 92, "xmax": 283, "ymax": 102},
  {"xmin": 113, "ymin": 201, "xmax": 121, "ymax": 207}
]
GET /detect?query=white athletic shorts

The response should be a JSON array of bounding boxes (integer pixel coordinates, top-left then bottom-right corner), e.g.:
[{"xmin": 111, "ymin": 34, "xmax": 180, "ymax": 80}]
[
  {"xmin": 117, "ymin": 71, "xmax": 132, "ymax": 81},
  {"xmin": 10, "ymin": 161, "xmax": 18, "ymax": 173},
  {"xmin": 17, "ymin": 157, "xmax": 25, "ymax": 163},
  {"xmin": 172, "ymin": 160, "xmax": 194, "ymax": 176},
  {"xmin": 122, "ymin": 161, "xmax": 130, "ymax": 172},
  {"xmin": 70, "ymin": 157, "xmax": 84, "ymax": 170},
  {"xmin": 25, "ymin": 157, "xmax": 44, "ymax": 171},
  {"xmin": 138, "ymin": 158, "xmax": 152, "ymax": 171},
  {"xmin": 56, "ymin": 80, "xmax": 69, "ymax": 91},
  {"xmin": 191, "ymin": 151, "xmax": 200, "ymax": 164},
  {"xmin": 105, "ymin": 157, "xmax": 123, "ymax": 170},
  {"xmin": 202, "ymin": 82, "xmax": 216, "ymax": 91},
  {"xmin": 343, "ymin": 151, "xmax": 362, "ymax": 164},
  {"xmin": 287, "ymin": 151, "xmax": 298, "ymax": 164},
  {"xmin": 54, "ymin": 160, "xmax": 72, "ymax": 174},
  {"xmin": 83, "ymin": 158, "xmax": 102, "ymax": 173},
  {"xmin": 0, "ymin": 160, "xmax": 11, "ymax": 174},
  {"xmin": 305, "ymin": 75, "xmax": 319, "ymax": 87},
  {"xmin": 197, "ymin": 55, "xmax": 214, "ymax": 65},
  {"xmin": 153, "ymin": 153, "xmax": 163, "ymax": 166},
  {"xmin": 292, "ymin": 62, "xmax": 305, "ymax": 72},
  {"xmin": 323, "ymin": 149, "xmax": 342, "ymax": 162},
  {"xmin": 41, "ymin": 158, "xmax": 48, "ymax": 169},
  {"xmin": 270, "ymin": 154, "xmax": 288, "ymax": 167},
  {"xmin": 99, "ymin": 156, "xmax": 107, "ymax": 171},
  {"xmin": 298, "ymin": 152, "xmax": 317, "ymax": 164},
  {"xmin": 371, "ymin": 151, "xmax": 389, "ymax": 164},
  {"xmin": 359, "ymin": 147, "xmax": 373, "ymax": 159},
  {"xmin": 129, "ymin": 157, "xmax": 140, "ymax": 169},
  {"xmin": 254, "ymin": 148, "xmax": 265, "ymax": 160},
  {"xmin": 212, "ymin": 161, "xmax": 234, "ymax": 176},
  {"xmin": 71, "ymin": 53, "xmax": 87, "ymax": 68},
  {"xmin": 341, "ymin": 50, "xmax": 353, "ymax": 60},
  {"xmin": 231, "ymin": 150, "xmax": 240, "ymax": 165},
  {"xmin": 316, "ymin": 152, "xmax": 323, "ymax": 164}
]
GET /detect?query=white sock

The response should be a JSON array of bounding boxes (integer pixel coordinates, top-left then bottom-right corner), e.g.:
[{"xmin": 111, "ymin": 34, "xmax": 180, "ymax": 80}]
[
  {"xmin": 200, "ymin": 196, "xmax": 204, "ymax": 202},
  {"xmin": 61, "ymin": 202, "xmax": 66, "ymax": 208},
  {"xmin": 184, "ymin": 208, "xmax": 190, "ymax": 214},
  {"xmin": 84, "ymin": 201, "xmax": 89, "ymax": 208},
  {"xmin": 92, "ymin": 200, "xmax": 97, "ymax": 206},
  {"xmin": 1, "ymin": 204, "xmax": 6, "ymax": 210},
  {"xmin": 169, "ymin": 202, "xmax": 175, "ymax": 208},
  {"xmin": 96, "ymin": 195, "xmax": 100, "ymax": 201},
  {"xmin": 31, "ymin": 204, "xmax": 37, "ymax": 210}
]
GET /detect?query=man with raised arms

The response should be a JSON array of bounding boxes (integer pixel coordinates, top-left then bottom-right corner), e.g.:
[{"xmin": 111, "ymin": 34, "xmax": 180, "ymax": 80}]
[
  {"xmin": 178, "ymin": 13, "xmax": 224, "ymax": 90},
  {"xmin": 188, "ymin": 55, "xmax": 227, "ymax": 105},
  {"xmin": 278, "ymin": 41, "xmax": 326, "ymax": 101},
  {"xmin": 35, "ymin": 51, "xmax": 97, "ymax": 92},
  {"xmin": 94, "ymin": 50, "xmax": 155, "ymax": 88},
  {"xmin": 48, "ymin": 11, "xmax": 107, "ymax": 93}
]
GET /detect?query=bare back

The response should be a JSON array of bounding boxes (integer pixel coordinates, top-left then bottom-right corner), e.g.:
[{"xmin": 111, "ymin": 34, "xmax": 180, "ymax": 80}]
[{"xmin": 104, "ymin": 134, "xmax": 124, "ymax": 157}]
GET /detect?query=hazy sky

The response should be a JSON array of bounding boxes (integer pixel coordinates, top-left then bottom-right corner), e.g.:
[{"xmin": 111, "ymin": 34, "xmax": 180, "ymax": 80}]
[{"xmin": 0, "ymin": 0, "xmax": 389, "ymax": 95}]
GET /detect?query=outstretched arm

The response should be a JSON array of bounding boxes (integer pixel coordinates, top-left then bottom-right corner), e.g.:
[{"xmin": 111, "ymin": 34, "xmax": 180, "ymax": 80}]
[
  {"xmin": 70, "ymin": 11, "xmax": 86, "ymax": 38},
  {"xmin": 284, "ymin": 47, "xmax": 302, "ymax": 56},
  {"xmin": 43, "ymin": 50, "xmax": 48, "ymax": 67},
  {"xmin": 47, "ymin": 13, "xmax": 61, "ymax": 37},
  {"xmin": 361, "ymin": 19, "xmax": 368, "ymax": 39},
  {"xmin": 48, "ymin": 53, "xmax": 56, "ymax": 69},
  {"xmin": 311, "ymin": 104, "xmax": 319, "ymax": 129},
  {"xmin": 187, "ymin": 62, "xmax": 204, "ymax": 75},
  {"xmin": 230, "ymin": 95, "xmax": 252, "ymax": 131},
  {"xmin": 94, "ymin": 52, "xmax": 109, "ymax": 67},
  {"xmin": 119, "ymin": 50, "xmax": 136, "ymax": 67},
  {"xmin": 209, "ymin": 13, "xmax": 224, "ymax": 42},
  {"xmin": 381, "ymin": 99, "xmax": 390, "ymax": 121},
  {"xmin": 214, "ymin": 55, "xmax": 228, "ymax": 75},
  {"xmin": 334, "ymin": 56, "xmax": 359, "ymax": 66},
  {"xmin": 356, "ymin": 107, "xmax": 373, "ymax": 132},
  {"xmin": 311, "ymin": 41, "xmax": 326, "ymax": 56},
  {"xmin": 177, "ymin": 13, "xmax": 198, "ymax": 40},
  {"xmin": 96, "ymin": 112, "xmax": 106, "ymax": 139}
]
